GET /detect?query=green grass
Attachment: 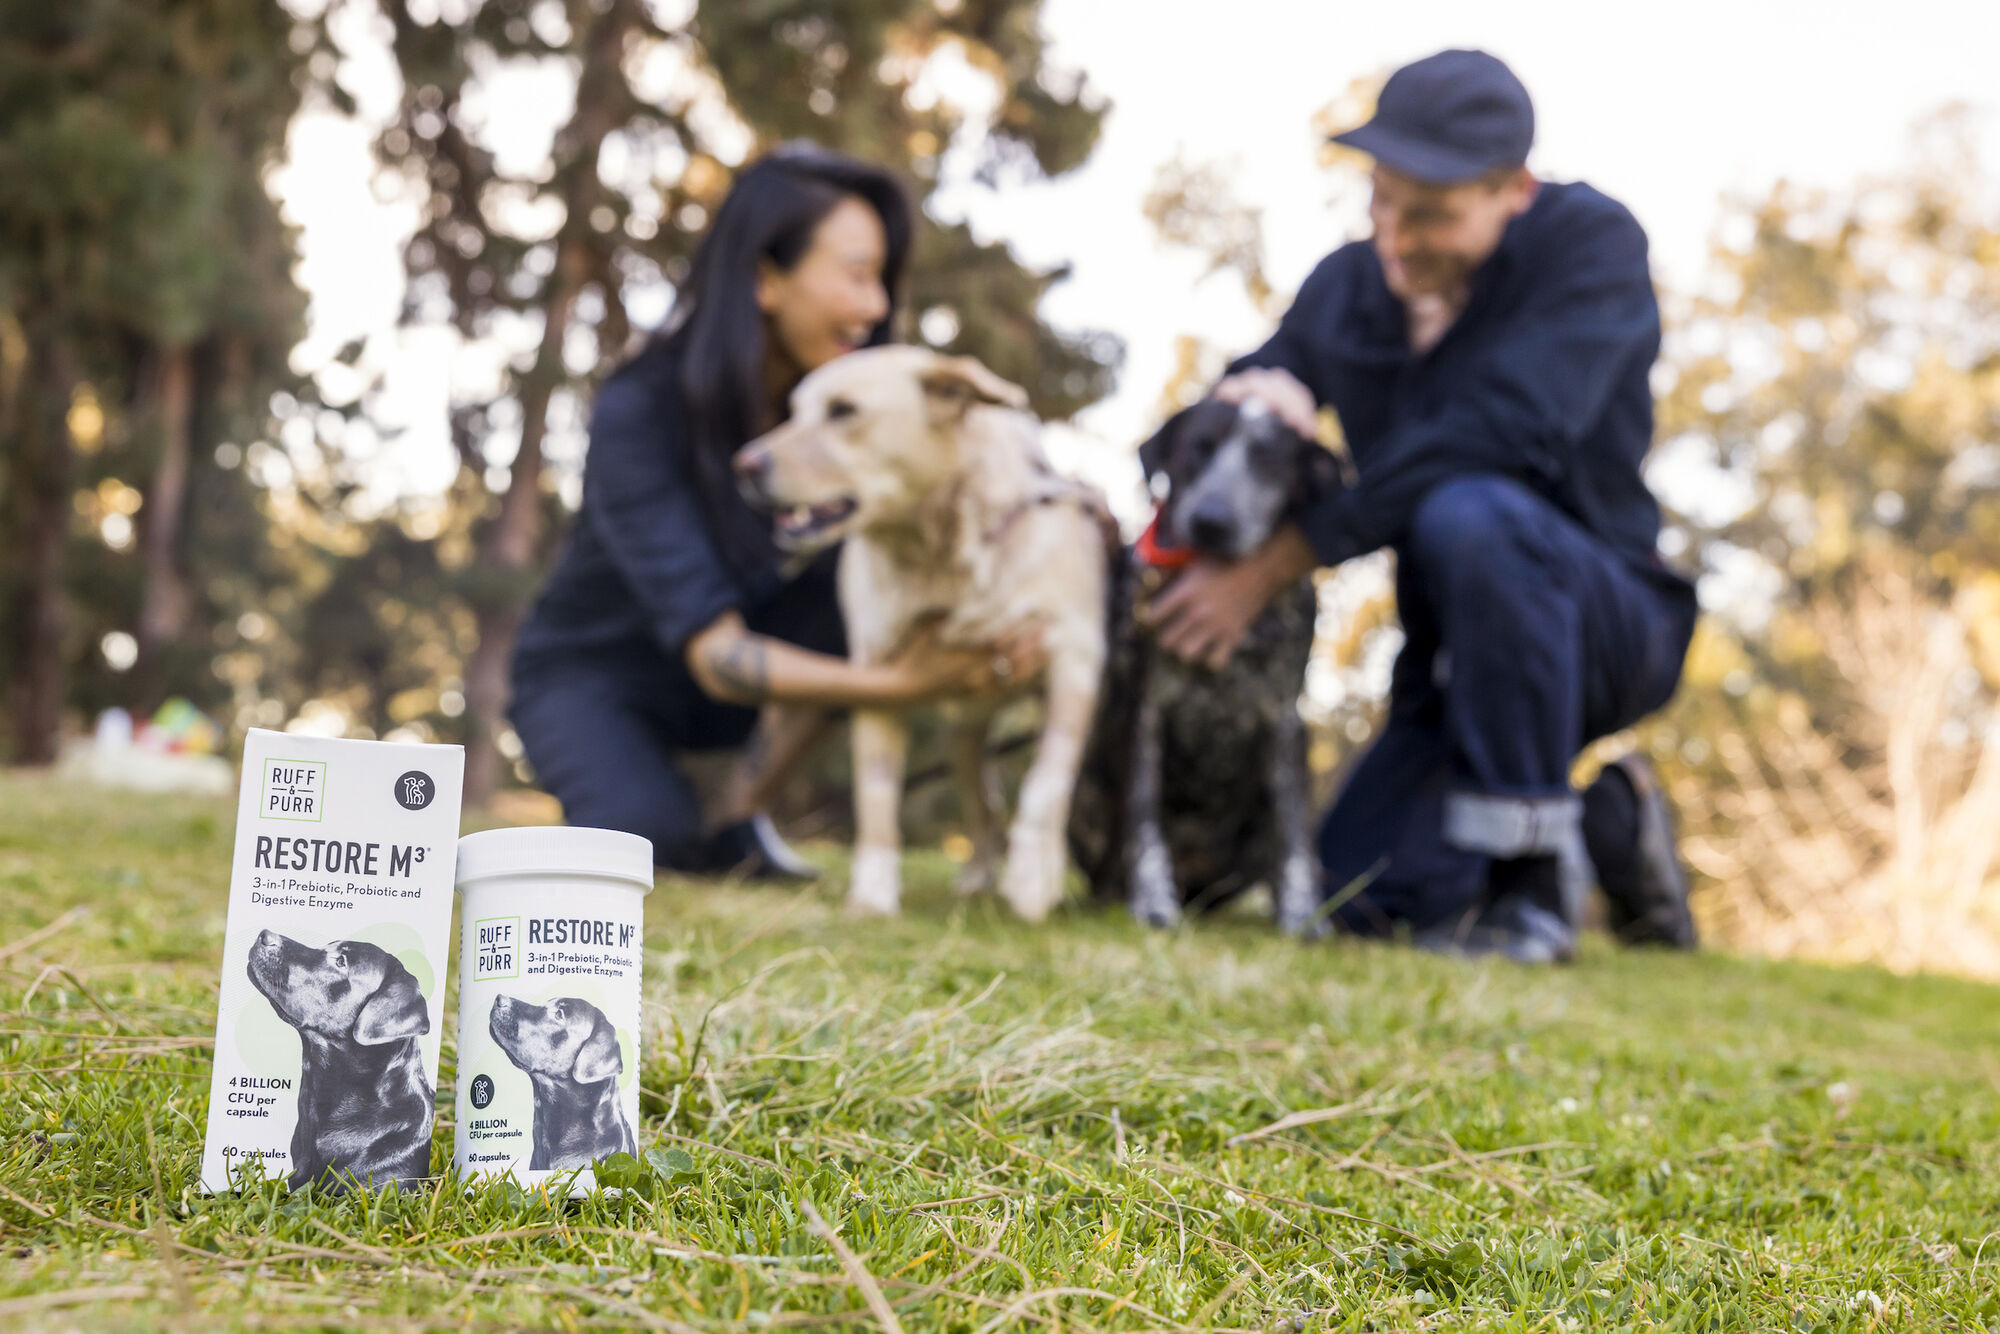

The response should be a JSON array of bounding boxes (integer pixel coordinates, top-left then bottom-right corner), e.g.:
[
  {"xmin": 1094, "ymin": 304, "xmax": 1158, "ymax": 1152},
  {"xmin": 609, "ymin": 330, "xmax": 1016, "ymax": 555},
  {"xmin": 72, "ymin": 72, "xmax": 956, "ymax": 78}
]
[{"xmin": 2, "ymin": 774, "xmax": 1997, "ymax": 1332}]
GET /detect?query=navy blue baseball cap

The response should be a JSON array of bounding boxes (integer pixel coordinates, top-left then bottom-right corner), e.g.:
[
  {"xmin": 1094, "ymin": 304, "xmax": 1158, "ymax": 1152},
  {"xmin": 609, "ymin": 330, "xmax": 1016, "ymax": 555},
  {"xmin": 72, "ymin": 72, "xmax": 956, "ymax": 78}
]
[{"xmin": 1331, "ymin": 49, "xmax": 1534, "ymax": 184}]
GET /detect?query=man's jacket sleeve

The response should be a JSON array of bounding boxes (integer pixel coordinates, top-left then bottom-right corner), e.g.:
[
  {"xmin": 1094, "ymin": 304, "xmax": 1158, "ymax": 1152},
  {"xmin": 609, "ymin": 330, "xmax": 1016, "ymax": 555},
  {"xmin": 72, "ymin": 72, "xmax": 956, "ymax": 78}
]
[
  {"xmin": 1228, "ymin": 255, "xmax": 1343, "ymax": 387},
  {"xmin": 1297, "ymin": 206, "xmax": 1658, "ymax": 567},
  {"xmin": 582, "ymin": 374, "xmax": 743, "ymax": 659}
]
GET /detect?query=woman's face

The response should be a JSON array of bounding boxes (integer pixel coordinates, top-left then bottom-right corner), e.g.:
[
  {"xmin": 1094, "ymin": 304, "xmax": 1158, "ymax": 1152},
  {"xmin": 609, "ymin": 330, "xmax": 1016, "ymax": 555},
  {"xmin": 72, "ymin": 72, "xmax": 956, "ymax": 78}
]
[{"xmin": 758, "ymin": 195, "xmax": 890, "ymax": 377}]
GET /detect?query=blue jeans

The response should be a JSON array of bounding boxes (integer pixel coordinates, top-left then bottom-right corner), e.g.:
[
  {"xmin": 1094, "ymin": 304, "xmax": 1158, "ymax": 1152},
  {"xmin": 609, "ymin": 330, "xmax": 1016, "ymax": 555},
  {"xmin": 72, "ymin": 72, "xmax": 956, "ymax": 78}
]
[
  {"xmin": 1321, "ymin": 475, "xmax": 1697, "ymax": 933},
  {"xmin": 509, "ymin": 656, "xmax": 760, "ymax": 869},
  {"xmin": 509, "ymin": 562, "xmax": 846, "ymax": 869}
]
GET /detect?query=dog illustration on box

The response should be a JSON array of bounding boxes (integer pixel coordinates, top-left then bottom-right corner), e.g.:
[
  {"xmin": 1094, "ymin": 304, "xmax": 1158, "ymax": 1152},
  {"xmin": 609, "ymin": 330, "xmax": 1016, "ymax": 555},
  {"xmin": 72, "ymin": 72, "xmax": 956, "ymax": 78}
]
[
  {"xmin": 244, "ymin": 929, "xmax": 434, "ymax": 1191},
  {"xmin": 488, "ymin": 995, "xmax": 636, "ymax": 1170}
]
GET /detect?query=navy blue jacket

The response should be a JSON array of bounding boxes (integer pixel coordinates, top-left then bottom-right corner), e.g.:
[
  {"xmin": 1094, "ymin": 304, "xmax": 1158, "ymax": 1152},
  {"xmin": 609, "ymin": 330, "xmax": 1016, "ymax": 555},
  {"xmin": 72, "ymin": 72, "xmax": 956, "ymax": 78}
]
[
  {"xmin": 1231, "ymin": 181, "xmax": 1666, "ymax": 568},
  {"xmin": 513, "ymin": 341, "xmax": 842, "ymax": 683}
]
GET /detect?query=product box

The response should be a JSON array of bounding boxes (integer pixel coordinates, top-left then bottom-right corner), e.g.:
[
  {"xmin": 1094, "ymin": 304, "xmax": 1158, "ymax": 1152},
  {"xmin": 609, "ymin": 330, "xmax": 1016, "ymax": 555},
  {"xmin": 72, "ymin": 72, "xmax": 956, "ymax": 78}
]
[{"xmin": 199, "ymin": 729, "xmax": 464, "ymax": 1193}]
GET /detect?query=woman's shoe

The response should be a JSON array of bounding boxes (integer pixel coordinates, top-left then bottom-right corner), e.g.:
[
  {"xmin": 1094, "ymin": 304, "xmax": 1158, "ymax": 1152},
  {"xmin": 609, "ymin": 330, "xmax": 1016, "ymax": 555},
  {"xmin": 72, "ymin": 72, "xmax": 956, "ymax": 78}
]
[{"xmin": 701, "ymin": 814, "xmax": 821, "ymax": 882}]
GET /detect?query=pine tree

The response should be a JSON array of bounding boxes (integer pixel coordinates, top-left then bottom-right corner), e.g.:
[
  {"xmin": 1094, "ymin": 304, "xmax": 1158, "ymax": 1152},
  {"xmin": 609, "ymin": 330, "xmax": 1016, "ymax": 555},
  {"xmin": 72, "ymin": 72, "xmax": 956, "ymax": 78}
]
[{"xmin": 0, "ymin": 0, "xmax": 310, "ymax": 760}]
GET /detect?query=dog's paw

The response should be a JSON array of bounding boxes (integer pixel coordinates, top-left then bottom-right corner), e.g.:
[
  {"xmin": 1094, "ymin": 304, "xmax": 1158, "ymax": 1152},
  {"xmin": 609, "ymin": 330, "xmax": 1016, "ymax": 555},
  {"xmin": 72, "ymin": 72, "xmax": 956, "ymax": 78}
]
[
  {"xmin": 846, "ymin": 846, "xmax": 902, "ymax": 916},
  {"xmin": 1128, "ymin": 843, "xmax": 1182, "ymax": 929},
  {"xmin": 1274, "ymin": 854, "xmax": 1328, "ymax": 939},
  {"xmin": 1129, "ymin": 879, "xmax": 1182, "ymax": 928},
  {"xmin": 953, "ymin": 855, "xmax": 998, "ymax": 897},
  {"xmin": 999, "ymin": 827, "xmax": 1067, "ymax": 923},
  {"xmin": 1276, "ymin": 901, "xmax": 1330, "ymax": 940}
]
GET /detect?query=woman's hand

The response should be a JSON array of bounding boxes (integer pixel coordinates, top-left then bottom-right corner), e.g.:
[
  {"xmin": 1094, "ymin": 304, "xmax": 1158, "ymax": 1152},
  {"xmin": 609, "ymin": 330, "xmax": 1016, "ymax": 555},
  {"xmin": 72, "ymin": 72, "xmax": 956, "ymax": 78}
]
[
  {"xmin": 686, "ymin": 611, "xmax": 1048, "ymax": 710},
  {"xmin": 887, "ymin": 619, "xmax": 1048, "ymax": 703}
]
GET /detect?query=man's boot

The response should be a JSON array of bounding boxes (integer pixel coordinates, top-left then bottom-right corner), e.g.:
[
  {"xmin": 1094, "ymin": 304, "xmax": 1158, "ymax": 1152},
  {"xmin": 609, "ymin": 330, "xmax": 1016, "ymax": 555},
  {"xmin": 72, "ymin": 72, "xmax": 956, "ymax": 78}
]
[
  {"xmin": 1415, "ymin": 792, "xmax": 1587, "ymax": 964},
  {"xmin": 1415, "ymin": 853, "xmax": 1576, "ymax": 964},
  {"xmin": 1584, "ymin": 753, "xmax": 1696, "ymax": 949}
]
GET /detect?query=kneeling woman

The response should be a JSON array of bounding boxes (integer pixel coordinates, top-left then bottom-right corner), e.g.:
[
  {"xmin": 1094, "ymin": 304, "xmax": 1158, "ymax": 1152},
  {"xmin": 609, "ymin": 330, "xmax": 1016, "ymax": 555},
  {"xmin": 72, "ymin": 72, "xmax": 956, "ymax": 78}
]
[{"xmin": 510, "ymin": 146, "xmax": 1032, "ymax": 873}]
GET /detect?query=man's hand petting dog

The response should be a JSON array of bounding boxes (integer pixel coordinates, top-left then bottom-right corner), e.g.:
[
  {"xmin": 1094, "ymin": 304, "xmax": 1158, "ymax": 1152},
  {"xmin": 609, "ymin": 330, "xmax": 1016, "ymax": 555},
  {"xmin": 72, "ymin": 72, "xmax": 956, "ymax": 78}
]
[
  {"xmin": 1145, "ymin": 526, "xmax": 1317, "ymax": 670},
  {"xmin": 890, "ymin": 619, "xmax": 1047, "ymax": 701},
  {"xmin": 1213, "ymin": 367, "xmax": 1319, "ymax": 440}
]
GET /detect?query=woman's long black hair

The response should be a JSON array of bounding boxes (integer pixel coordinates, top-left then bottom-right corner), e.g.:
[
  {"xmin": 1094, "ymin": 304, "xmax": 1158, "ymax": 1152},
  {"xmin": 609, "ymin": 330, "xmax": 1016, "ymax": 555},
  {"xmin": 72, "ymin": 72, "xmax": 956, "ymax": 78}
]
[{"xmin": 654, "ymin": 143, "xmax": 913, "ymax": 583}]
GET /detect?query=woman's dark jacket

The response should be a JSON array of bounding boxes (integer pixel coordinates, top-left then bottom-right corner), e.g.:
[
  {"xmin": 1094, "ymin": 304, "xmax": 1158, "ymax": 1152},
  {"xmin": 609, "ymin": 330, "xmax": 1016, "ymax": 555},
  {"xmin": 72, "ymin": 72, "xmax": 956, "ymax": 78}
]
[{"xmin": 513, "ymin": 340, "xmax": 841, "ymax": 690}]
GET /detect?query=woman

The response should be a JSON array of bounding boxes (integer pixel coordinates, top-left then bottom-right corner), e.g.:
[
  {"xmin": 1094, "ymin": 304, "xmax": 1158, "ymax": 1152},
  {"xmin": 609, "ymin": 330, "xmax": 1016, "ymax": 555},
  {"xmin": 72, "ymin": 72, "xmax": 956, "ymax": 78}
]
[{"xmin": 510, "ymin": 144, "xmax": 1036, "ymax": 874}]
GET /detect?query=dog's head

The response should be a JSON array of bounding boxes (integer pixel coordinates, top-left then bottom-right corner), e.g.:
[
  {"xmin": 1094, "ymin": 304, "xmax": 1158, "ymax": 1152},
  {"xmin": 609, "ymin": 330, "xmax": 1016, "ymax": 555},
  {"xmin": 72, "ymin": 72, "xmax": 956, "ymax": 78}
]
[
  {"xmin": 1137, "ymin": 399, "xmax": 1345, "ymax": 561},
  {"xmin": 246, "ymin": 930, "xmax": 430, "ymax": 1047},
  {"xmin": 488, "ymin": 995, "xmax": 623, "ymax": 1086},
  {"xmin": 732, "ymin": 345, "xmax": 1030, "ymax": 552}
]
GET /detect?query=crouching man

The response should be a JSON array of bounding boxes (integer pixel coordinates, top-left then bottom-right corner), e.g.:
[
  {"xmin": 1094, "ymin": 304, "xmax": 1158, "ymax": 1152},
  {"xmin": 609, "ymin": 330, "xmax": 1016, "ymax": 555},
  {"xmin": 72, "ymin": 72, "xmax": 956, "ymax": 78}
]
[{"xmin": 1150, "ymin": 49, "xmax": 1699, "ymax": 962}]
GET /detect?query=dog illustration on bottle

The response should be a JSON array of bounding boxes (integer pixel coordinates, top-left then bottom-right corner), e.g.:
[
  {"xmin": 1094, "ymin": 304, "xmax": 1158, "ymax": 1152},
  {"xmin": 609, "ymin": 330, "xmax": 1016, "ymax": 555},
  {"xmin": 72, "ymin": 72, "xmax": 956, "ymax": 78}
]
[
  {"xmin": 244, "ymin": 929, "xmax": 434, "ymax": 1192},
  {"xmin": 487, "ymin": 994, "xmax": 636, "ymax": 1169}
]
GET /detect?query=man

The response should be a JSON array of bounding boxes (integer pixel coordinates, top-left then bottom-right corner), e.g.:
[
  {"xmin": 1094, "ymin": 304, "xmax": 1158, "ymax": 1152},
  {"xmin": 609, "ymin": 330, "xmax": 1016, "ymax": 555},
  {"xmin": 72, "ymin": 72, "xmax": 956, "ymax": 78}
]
[{"xmin": 1149, "ymin": 49, "xmax": 1699, "ymax": 962}]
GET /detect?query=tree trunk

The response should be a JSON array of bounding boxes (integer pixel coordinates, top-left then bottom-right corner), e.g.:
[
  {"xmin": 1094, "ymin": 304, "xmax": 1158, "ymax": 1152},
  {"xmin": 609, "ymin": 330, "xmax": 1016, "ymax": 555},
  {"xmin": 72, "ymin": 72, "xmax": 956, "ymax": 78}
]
[
  {"xmin": 135, "ymin": 343, "xmax": 196, "ymax": 711},
  {"xmin": 459, "ymin": 0, "xmax": 639, "ymax": 808},
  {"xmin": 461, "ymin": 257, "xmax": 583, "ymax": 807},
  {"xmin": 7, "ymin": 323, "xmax": 77, "ymax": 764}
]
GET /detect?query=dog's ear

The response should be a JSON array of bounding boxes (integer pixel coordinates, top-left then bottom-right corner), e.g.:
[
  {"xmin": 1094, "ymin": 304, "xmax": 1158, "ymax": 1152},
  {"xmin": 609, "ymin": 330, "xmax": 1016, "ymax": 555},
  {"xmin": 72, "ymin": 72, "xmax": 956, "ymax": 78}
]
[
  {"xmin": 1136, "ymin": 414, "xmax": 1179, "ymax": 483},
  {"xmin": 353, "ymin": 961, "xmax": 430, "ymax": 1045},
  {"xmin": 921, "ymin": 355, "xmax": 1028, "ymax": 425},
  {"xmin": 1296, "ymin": 438, "xmax": 1349, "ymax": 502},
  {"xmin": 572, "ymin": 1017, "xmax": 623, "ymax": 1084}
]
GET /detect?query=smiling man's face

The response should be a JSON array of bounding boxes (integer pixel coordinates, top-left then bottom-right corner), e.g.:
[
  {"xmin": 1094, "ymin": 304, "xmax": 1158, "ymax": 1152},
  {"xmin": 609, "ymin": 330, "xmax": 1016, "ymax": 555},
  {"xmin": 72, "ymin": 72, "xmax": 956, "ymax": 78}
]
[{"xmin": 1368, "ymin": 163, "xmax": 1538, "ymax": 304}]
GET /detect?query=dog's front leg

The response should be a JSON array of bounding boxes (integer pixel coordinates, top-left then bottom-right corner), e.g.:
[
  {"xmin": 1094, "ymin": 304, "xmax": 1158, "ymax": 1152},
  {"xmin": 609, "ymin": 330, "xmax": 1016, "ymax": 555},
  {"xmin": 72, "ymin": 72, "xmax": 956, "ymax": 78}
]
[
  {"xmin": 947, "ymin": 715, "xmax": 1004, "ymax": 895},
  {"xmin": 849, "ymin": 708, "xmax": 909, "ymax": 915},
  {"xmin": 1124, "ymin": 658, "xmax": 1181, "ymax": 929},
  {"xmin": 999, "ymin": 653, "xmax": 1099, "ymax": 923},
  {"xmin": 1269, "ymin": 700, "xmax": 1327, "ymax": 938}
]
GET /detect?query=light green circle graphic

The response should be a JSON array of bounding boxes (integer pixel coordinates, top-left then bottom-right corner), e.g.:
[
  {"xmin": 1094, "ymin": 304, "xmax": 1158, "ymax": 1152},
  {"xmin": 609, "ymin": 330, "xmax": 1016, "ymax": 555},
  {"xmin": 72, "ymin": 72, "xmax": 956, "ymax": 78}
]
[
  {"xmin": 236, "ymin": 980, "xmax": 301, "ymax": 1071},
  {"xmin": 348, "ymin": 919, "xmax": 436, "ymax": 998}
]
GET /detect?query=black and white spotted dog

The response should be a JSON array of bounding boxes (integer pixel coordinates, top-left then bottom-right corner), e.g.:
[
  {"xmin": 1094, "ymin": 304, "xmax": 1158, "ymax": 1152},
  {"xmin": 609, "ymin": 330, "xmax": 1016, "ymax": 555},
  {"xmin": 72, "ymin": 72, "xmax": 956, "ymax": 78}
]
[{"xmin": 1068, "ymin": 399, "xmax": 1345, "ymax": 934}]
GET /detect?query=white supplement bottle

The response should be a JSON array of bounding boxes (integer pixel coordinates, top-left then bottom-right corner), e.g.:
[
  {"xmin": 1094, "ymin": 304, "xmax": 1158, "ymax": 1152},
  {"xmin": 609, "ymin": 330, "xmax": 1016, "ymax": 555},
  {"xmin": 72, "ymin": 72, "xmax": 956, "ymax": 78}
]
[{"xmin": 452, "ymin": 826, "xmax": 652, "ymax": 1194}]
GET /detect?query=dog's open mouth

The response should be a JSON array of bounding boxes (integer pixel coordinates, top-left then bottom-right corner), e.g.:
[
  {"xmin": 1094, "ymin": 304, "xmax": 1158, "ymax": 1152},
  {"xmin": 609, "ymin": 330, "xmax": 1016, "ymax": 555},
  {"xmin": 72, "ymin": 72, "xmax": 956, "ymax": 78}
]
[{"xmin": 774, "ymin": 497, "xmax": 857, "ymax": 548}]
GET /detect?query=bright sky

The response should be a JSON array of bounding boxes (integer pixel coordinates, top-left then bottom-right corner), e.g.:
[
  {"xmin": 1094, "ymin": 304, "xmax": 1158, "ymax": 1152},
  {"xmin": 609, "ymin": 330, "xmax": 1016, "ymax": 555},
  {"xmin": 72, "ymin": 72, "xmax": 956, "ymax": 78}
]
[
  {"xmin": 273, "ymin": 0, "xmax": 2000, "ymax": 518},
  {"xmin": 976, "ymin": 0, "xmax": 2000, "ymax": 455}
]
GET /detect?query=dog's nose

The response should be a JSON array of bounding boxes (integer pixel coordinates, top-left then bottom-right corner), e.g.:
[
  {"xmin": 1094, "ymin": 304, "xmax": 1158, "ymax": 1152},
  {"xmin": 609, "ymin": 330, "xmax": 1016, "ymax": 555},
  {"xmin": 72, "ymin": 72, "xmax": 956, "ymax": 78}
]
[
  {"xmin": 1187, "ymin": 510, "xmax": 1234, "ymax": 556},
  {"xmin": 733, "ymin": 446, "xmax": 772, "ymax": 493}
]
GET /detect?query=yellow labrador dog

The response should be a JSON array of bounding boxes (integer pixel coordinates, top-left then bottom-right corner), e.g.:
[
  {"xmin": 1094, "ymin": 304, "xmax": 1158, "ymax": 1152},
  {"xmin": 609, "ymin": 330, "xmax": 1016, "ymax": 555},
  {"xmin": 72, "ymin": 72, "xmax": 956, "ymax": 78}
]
[{"xmin": 734, "ymin": 346, "xmax": 1108, "ymax": 920}]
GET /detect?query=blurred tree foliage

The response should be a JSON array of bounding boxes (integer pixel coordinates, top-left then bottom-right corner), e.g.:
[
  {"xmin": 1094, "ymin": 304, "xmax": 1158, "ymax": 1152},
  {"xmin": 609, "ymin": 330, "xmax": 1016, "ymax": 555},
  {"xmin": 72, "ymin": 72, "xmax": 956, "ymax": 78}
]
[
  {"xmin": 1638, "ymin": 108, "xmax": 2000, "ymax": 971},
  {"xmin": 1656, "ymin": 111, "xmax": 2000, "ymax": 590},
  {"xmin": 0, "ymin": 0, "xmax": 314, "ymax": 762},
  {"xmin": 0, "ymin": 0, "xmax": 1119, "ymax": 791},
  {"xmin": 335, "ymin": 0, "xmax": 1121, "ymax": 802}
]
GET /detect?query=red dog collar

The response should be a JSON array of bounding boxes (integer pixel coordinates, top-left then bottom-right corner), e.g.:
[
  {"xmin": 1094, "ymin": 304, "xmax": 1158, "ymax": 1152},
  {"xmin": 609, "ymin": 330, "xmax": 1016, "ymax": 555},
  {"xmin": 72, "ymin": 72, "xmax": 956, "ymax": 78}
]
[{"xmin": 1134, "ymin": 511, "xmax": 1195, "ymax": 570}]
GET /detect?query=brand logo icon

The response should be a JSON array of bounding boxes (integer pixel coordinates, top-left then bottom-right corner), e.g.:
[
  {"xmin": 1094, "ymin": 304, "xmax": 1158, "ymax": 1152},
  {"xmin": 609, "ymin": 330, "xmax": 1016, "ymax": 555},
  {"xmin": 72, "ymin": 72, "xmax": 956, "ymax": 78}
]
[
  {"xmin": 394, "ymin": 771, "xmax": 435, "ymax": 811},
  {"xmin": 473, "ymin": 917, "xmax": 520, "ymax": 979},
  {"xmin": 262, "ymin": 759, "xmax": 326, "ymax": 822},
  {"xmin": 470, "ymin": 1074, "xmax": 494, "ymax": 1110}
]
